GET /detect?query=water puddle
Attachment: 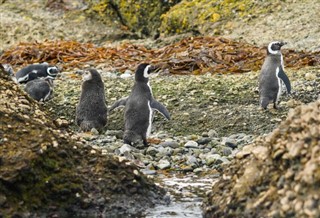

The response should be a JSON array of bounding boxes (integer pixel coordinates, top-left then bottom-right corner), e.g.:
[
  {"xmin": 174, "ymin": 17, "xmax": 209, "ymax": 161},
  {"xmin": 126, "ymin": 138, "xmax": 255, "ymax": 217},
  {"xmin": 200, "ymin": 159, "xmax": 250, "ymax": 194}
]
[{"xmin": 144, "ymin": 173, "xmax": 218, "ymax": 218}]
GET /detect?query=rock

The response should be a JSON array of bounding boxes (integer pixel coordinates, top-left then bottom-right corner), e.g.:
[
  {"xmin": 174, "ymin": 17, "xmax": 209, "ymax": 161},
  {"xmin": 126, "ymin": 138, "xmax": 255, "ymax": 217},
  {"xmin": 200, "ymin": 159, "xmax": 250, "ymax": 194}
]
[
  {"xmin": 146, "ymin": 146, "xmax": 159, "ymax": 156},
  {"xmin": 140, "ymin": 169, "xmax": 157, "ymax": 175},
  {"xmin": 55, "ymin": 118, "xmax": 69, "ymax": 127},
  {"xmin": 184, "ymin": 140, "xmax": 199, "ymax": 148},
  {"xmin": 218, "ymin": 146, "xmax": 232, "ymax": 156},
  {"xmin": 119, "ymin": 144, "xmax": 133, "ymax": 155},
  {"xmin": 205, "ymin": 154, "xmax": 223, "ymax": 166},
  {"xmin": 157, "ymin": 146, "xmax": 173, "ymax": 157},
  {"xmin": 120, "ymin": 70, "xmax": 133, "ymax": 79},
  {"xmin": 160, "ymin": 140, "xmax": 180, "ymax": 148},
  {"xmin": 90, "ymin": 128, "xmax": 99, "ymax": 135},
  {"xmin": 197, "ymin": 137, "xmax": 212, "ymax": 145},
  {"xmin": 208, "ymin": 129, "xmax": 218, "ymax": 138},
  {"xmin": 222, "ymin": 137, "xmax": 237, "ymax": 149},
  {"xmin": 305, "ymin": 72, "xmax": 316, "ymax": 81},
  {"xmin": 186, "ymin": 155, "xmax": 199, "ymax": 168},
  {"xmin": 157, "ymin": 159, "xmax": 171, "ymax": 170}
]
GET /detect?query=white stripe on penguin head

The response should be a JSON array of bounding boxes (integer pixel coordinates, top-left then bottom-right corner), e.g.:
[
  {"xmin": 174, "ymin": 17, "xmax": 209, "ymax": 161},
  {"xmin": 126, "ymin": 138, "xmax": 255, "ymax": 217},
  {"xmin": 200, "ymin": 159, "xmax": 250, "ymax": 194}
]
[
  {"xmin": 268, "ymin": 41, "xmax": 281, "ymax": 55},
  {"xmin": 47, "ymin": 67, "xmax": 58, "ymax": 76},
  {"xmin": 143, "ymin": 65, "xmax": 151, "ymax": 78}
]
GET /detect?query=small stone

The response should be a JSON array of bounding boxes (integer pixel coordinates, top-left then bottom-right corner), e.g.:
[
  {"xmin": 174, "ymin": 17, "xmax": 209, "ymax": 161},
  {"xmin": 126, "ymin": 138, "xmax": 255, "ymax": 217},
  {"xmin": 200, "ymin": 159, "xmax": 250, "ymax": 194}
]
[
  {"xmin": 90, "ymin": 128, "xmax": 99, "ymax": 135},
  {"xmin": 305, "ymin": 72, "xmax": 316, "ymax": 81},
  {"xmin": 90, "ymin": 149, "xmax": 96, "ymax": 154},
  {"xmin": 184, "ymin": 140, "xmax": 198, "ymax": 148},
  {"xmin": 157, "ymin": 159, "xmax": 171, "ymax": 170},
  {"xmin": 101, "ymin": 149, "xmax": 108, "ymax": 155},
  {"xmin": 146, "ymin": 146, "xmax": 159, "ymax": 156},
  {"xmin": 120, "ymin": 70, "xmax": 133, "ymax": 79},
  {"xmin": 186, "ymin": 155, "xmax": 199, "ymax": 167},
  {"xmin": 252, "ymin": 146, "xmax": 269, "ymax": 160},
  {"xmin": 193, "ymin": 168, "xmax": 204, "ymax": 173},
  {"xmin": 208, "ymin": 129, "xmax": 218, "ymax": 138},
  {"xmin": 55, "ymin": 118, "xmax": 69, "ymax": 127},
  {"xmin": 205, "ymin": 154, "xmax": 223, "ymax": 166},
  {"xmin": 119, "ymin": 144, "xmax": 133, "ymax": 155},
  {"xmin": 219, "ymin": 146, "xmax": 232, "ymax": 156},
  {"xmin": 140, "ymin": 169, "xmax": 157, "ymax": 175},
  {"xmin": 52, "ymin": 140, "xmax": 59, "ymax": 148},
  {"xmin": 160, "ymin": 140, "xmax": 180, "ymax": 148},
  {"xmin": 222, "ymin": 137, "xmax": 237, "ymax": 149},
  {"xmin": 197, "ymin": 137, "xmax": 212, "ymax": 145}
]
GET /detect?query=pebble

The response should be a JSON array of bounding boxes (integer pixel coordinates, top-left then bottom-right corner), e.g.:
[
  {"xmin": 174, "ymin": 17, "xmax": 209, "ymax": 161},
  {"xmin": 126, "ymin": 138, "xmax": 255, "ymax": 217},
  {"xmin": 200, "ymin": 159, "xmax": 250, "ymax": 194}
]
[
  {"xmin": 157, "ymin": 159, "xmax": 171, "ymax": 170},
  {"xmin": 184, "ymin": 140, "xmax": 199, "ymax": 148},
  {"xmin": 197, "ymin": 137, "xmax": 212, "ymax": 145},
  {"xmin": 222, "ymin": 137, "xmax": 237, "ymax": 149},
  {"xmin": 160, "ymin": 140, "xmax": 180, "ymax": 148},
  {"xmin": 208, "ymin": 129, "xmax": 218, "ymax": 138},
  {"xmin": 119, "ymin": 144, "xmax": 133, "ymax": 154}
]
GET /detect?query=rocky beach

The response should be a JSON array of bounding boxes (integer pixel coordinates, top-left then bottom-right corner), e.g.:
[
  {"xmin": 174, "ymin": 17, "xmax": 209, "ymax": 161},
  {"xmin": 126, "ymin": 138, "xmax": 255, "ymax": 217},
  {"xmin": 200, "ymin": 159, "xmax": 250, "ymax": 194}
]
[{"xmin": 0, "ymin": 0, "xmax": 319, "ymax": 217}]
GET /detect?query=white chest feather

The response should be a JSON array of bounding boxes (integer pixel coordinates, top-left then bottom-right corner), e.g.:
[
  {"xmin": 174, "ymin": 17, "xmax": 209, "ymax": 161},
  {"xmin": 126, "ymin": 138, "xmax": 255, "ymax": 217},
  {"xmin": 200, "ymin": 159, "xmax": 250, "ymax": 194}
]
[
  {"xmin": 275, "ymin": 67, "xmax": 282, "ymax": 103},
  {"xmin": 147, "ymin": 81, "xmax": 153, "ymax": 97},
  {"xmin": 147, "ymin": 100, "xmax": 153, "ymax": 137}
]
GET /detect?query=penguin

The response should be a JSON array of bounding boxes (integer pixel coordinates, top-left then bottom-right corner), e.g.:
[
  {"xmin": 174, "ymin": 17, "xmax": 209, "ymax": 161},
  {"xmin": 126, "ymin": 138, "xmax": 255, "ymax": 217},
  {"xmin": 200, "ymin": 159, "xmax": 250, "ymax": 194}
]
[
  {"xmin": 76, "ymin": 69, "xmax": 107, "ymax": 132},
  {"xmin": 24, "ymin": 78, "xmax": 54, "ymax": 102},
  {"xmin": 109, "ymin": 63, "xmax": 170, "ymax": 146},
  {"xmin": 259, "ymin": 41, "xmax": 291, "ymax": 109},
  {"xmin": 16, "ymin": 63, "xmax": 59, "ymax": 84}
]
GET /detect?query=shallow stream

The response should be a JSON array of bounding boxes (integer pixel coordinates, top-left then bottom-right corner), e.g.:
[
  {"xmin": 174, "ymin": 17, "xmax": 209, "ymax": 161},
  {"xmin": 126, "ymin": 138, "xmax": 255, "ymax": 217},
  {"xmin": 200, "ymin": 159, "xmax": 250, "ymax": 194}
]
[{"xmin": 144, "ymin": 173, "xmax": 218, "ymax": 218}]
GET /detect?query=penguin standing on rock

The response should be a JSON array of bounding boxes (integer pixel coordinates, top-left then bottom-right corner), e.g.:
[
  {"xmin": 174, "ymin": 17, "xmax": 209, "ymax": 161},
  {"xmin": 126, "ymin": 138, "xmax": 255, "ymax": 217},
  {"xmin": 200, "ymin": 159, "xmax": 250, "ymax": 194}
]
[
  {"xmin": 24, "ymin": 78, "xmax": 54, "ymax": 102},
  {"xmin": 259, "ymin": 41, "xmax": 291, "ymax": 109},
  {"xmin": 16, "ymin": 63, "xmax": 59, "ymax": 84},
  {"xmin": 109, "ymin": 63, "xmax": 170, "ymax": 146},
  {"xmin": 76, "ymin": 69, "xmax": 107, "ymax": 132}
]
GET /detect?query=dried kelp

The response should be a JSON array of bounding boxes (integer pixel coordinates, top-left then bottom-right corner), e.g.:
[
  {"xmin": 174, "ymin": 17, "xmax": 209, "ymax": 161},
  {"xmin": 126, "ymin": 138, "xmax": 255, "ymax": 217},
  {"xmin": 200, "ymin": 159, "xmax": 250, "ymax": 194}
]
[{"xmin": 1, "ymin": 37, "xmax": 319, "ymax": 74}]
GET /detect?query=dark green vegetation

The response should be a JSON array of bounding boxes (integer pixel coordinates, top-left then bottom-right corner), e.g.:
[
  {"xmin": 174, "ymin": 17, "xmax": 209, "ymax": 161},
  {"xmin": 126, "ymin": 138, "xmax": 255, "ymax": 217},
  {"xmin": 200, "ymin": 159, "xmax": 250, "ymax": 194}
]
[{"xmin": 0, "ymin": 67, "xmax": 165, "ymax": 216}]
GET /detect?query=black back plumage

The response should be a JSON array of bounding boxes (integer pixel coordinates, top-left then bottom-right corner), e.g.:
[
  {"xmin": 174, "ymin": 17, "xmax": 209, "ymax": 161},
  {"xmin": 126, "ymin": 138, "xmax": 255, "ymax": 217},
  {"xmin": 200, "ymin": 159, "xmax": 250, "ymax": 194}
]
[
  {"xmin": 76, "ymin": 69, "xmax": 107, "ymax": 131},
  {"xmin": 16, "ymin": 63, "xmax": 59, "ymax": 83}
]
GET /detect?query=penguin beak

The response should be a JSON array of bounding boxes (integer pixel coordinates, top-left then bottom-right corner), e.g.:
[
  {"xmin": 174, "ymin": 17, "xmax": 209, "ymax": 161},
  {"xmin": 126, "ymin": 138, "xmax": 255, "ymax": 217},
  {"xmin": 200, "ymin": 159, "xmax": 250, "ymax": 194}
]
[{"xmin": 279, "ymin": 42, "xmax": 287, "ymax": 47}]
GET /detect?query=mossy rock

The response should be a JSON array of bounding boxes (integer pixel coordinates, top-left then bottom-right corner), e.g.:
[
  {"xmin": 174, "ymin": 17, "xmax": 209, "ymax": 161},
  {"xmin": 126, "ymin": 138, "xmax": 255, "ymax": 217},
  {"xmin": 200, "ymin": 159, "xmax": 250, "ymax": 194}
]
[
  {"xmin": 160, "ymin": 0, "xmax": 280, "ymax": 35},
  {"xmin": 0, "ymin": 66, "xmax": 165, "ymax": 216},
  {"xmin": 85, "ymin": 0, "xmax": 180, "ymax": 38}
]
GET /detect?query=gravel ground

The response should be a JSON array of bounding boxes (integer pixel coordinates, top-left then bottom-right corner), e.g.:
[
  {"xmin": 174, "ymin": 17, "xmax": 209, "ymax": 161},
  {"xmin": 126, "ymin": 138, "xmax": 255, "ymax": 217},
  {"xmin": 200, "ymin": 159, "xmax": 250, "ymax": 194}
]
[{"xmin": 39, "ymin": 65, "xmax": 320, "ymax": 175}]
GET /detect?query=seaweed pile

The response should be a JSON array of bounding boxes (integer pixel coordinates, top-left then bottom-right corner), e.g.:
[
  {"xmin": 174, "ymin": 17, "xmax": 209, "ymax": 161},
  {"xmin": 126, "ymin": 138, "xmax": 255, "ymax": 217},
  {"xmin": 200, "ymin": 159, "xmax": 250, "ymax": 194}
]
[{"xmin": 1, "ymin": 37, "xmax": 319, "ymax": 74}]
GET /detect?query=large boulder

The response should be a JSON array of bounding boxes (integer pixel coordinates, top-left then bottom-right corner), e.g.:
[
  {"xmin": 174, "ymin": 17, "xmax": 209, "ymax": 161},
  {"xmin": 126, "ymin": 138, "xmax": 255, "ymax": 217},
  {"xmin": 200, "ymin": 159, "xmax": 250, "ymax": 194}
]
[
  {"xmin": 0, "ymin": 66, "xmax": 165, "ymax": 216},
  {"xmin": 202, "ymin": 100, "xmax": 320, "ymax": 217}
]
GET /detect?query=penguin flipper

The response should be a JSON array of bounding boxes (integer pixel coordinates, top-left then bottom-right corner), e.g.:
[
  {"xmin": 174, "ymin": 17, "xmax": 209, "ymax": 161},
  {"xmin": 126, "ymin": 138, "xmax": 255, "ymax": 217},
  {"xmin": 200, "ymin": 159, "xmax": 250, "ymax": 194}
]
[
  {"xmin": 109, "ymin": 97, "xmax": 128, "ymax": 112},
  {"xmin": 150, "ymin": 100, "xmax": 170, "ymax": 120},
  {"xmin": 278, "ymin": 68, "xmax": 291, "ymax": 94}
]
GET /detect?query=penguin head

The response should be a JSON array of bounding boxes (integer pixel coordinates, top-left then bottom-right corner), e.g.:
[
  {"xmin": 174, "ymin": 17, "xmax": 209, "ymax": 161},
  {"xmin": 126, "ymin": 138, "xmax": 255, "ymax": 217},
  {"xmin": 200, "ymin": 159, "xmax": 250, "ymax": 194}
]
[
  {"xmin": 82, "ymin": 68, "xmax": 102, "ymax": 82},
  {"xmin": 46, "ymin": 66, "xmax": 59, "ymax": 77},
  {"xmin": 267, "ymin": 41, "xmax": 287, "ymax": 55},
  {"xmin": 135, "ymin": 63, "xmax": 156, "ymax": 82}
]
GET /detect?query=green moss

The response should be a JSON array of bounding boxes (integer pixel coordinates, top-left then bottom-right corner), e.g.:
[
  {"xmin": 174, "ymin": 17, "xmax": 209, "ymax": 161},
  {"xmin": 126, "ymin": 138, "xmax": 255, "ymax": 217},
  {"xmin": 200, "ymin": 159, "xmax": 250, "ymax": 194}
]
[
  {"xmin": 85, "ymin": 0, "xmax": 180, "ymax": 37},
  {"xmin": 160, "ymin": 0, "xmax": 280, "ymax": 35}
]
